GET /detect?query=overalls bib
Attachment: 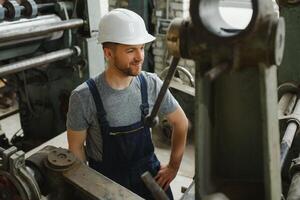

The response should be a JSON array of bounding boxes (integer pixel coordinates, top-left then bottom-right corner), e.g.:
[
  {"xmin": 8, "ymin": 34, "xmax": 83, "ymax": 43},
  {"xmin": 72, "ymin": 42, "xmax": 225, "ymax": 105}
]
[{"xmin": 86, "ymin": 74, "xmax": 173, "ymax": 200}]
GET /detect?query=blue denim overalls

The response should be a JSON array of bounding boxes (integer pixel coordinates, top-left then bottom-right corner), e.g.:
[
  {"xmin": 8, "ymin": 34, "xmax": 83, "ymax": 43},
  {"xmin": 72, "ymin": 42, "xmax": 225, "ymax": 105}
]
[{"xmin": 86, "ymin": 74, "xmax": 173, "ymax": 200}]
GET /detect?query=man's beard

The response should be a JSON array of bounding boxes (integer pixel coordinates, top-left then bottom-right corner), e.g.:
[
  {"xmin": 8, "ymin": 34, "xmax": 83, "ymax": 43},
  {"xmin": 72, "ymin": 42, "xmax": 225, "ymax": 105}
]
[{"xmin": 115, "ymin": 61, "xmax": 142, "ymax": 76}]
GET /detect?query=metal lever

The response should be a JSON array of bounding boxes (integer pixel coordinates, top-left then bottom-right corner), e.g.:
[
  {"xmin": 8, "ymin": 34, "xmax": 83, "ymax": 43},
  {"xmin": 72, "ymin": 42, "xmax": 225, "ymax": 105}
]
[
  {"xmin": 144, "ymin": 56, "xmax": 180, "ymax": 127},
  {"xmin": 141, "ymin": 171, "xmax": 169, "ymax": 200}
]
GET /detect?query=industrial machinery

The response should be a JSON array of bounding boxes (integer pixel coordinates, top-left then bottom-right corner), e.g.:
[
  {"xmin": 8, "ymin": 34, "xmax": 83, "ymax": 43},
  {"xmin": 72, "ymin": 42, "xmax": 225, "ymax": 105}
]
[
  {"xmin": 0, "ymin": 145, "xmax": 142, "ymax": 199},
  {"xmin": 0, "ymin": 0, "xmax": 106, "ymax": 150},
  {"xmin": 161, "ymin": 0, "xmax": 300, "ymax": 199},
  {"xmin": 2, "ymin": 0, "xmax": 300, "ymax": 199}
]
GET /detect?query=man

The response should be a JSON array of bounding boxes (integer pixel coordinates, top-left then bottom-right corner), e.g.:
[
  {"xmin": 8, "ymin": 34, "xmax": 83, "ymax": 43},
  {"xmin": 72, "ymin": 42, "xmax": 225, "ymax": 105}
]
[{"xmin": 67, "ymin": 8, "xmax": 188, "ymax": 199}]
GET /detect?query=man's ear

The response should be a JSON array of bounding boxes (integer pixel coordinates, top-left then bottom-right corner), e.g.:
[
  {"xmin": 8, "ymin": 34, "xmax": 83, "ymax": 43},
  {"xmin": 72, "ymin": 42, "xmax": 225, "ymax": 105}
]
[{"xmin": 103, "ymin": 47, "xmax": 113, "ymax": 60}]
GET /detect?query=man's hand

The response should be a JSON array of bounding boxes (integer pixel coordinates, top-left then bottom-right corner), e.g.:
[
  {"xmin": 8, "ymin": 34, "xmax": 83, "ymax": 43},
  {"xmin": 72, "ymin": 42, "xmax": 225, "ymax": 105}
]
[{"xmin": 154, "ymin": 164, "xmax": 178, "ymax": 191}]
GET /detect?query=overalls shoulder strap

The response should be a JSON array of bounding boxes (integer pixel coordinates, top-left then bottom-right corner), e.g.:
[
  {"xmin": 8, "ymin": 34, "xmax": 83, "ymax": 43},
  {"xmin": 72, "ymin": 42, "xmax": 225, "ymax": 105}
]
[
  {"xmin": 86, "ymin": 78, "xmax": 108, "ymax": 126},
  {"xmin": 138, "ymin": 73, "xmax": 149, "ymax": 117}
]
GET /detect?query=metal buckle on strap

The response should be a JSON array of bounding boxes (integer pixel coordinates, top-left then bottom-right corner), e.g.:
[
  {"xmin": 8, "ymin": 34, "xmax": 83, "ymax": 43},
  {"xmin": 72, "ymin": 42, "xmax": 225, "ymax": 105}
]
[{"xmin": 140, "ymin": 103, "xmax": 149, "ymax": 117}]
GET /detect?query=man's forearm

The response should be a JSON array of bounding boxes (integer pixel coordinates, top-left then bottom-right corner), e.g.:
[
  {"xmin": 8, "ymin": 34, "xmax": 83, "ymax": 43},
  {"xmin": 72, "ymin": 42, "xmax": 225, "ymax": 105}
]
[
  {"xmin": 168, "ymin": 123, "xmax": 188, "ymax": 171},
  {"xmin": 67, "ymin": 129, "xmax": 87, "ymax": 164}
]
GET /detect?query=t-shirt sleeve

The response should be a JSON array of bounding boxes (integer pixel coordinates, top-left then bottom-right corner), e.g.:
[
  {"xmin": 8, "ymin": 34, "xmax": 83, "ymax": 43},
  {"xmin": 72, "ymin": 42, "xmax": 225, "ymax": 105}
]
[
  {"xmin": 66, "ymin": 90, "xmax": 89, "ymax": 131},
  {"xmin": 152, "ymin": 73, "xmax": 179, "ymax": 116}
]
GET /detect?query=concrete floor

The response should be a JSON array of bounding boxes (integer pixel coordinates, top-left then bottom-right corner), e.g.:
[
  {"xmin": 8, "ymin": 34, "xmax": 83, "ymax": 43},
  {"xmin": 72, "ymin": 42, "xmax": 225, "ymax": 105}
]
[{"xmin": 0, "ymin": 113, "xmax": 195, "ymax": 200}]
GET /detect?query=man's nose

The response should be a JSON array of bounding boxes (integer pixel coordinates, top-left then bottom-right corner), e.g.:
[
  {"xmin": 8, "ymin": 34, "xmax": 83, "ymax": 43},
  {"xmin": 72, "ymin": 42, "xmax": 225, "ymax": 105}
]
[{"xmin": 135, "ymin": 49, "xmax": 144, "ymax": 61}]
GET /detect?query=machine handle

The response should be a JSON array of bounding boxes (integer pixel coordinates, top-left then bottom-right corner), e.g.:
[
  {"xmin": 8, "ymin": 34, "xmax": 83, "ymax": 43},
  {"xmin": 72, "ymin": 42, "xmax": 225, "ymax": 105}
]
[
  {"xmin": 145, "ymin": 56, "xmax": 180, "ymax": 127},
  {"xmin": 141, "ymin": 171, "xmax": 169, "ymax": 200}
]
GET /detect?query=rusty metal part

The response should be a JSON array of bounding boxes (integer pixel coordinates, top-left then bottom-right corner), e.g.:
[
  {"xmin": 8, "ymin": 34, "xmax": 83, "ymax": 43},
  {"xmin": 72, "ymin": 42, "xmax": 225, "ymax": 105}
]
[
  {"xmin": 46, "ymin": 148, "xmax": 76, "ymax": 171},
  {"xmin": 145, "ymin": 56, "xmax": 180, "ymax": 127},
  {"xmin": 0, "ymin": 47, "xmax": 81, "ymax": 77},
  {"xmin": 141, "ymin": 171, "xmax": 169, "ymax": 200}
]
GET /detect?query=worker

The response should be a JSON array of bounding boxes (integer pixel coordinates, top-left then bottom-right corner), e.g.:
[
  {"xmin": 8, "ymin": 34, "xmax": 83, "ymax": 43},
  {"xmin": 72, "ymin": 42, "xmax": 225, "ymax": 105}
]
[{"xmin": 67, "ymin": 8, "xmax": 188, "ymax": 199}]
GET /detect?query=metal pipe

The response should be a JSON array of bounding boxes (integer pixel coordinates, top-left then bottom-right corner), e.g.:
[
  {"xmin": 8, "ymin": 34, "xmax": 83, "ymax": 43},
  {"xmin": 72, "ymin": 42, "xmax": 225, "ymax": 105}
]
[
  {"xmin": 280, "ymin": 99, "xmax": 300, "ymax": 169},
  {"xmin": 0, "ymin": 47, "xmax": 80, "ymax": 77},
  {"xmin": 160, "ymin": 65, "xmax": 195, "ymax": 87},
  {"xmin": 0, "ymin": 15, "xmax": 63, "ymax": 43},
  {"xmin": 281, "ymin": 122, "xmax": 298, "ymax": 168},
  {"xmin": 0, "ymin": 17, "xmax": 84, "ymax": 43},
  {"xmin": 285, "ymin": 95, "xmax": 298, "ymax": 115},
  {"xmin": 0, "ymin": 14, "xmax": 61, "ymax": 29}
]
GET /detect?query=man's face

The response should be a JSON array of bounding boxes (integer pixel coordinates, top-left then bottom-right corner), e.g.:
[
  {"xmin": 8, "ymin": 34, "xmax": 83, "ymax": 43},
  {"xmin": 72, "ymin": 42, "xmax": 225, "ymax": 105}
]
[{"xmin": 106, "ymin": 44, "xmax": 145, "ymax": 76}]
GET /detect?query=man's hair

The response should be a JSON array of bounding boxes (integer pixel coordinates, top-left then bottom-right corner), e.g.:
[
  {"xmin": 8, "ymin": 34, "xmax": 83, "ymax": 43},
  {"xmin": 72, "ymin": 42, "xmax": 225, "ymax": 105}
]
[{"xmin": 102, "ymin": 42, "xmax": 118, "ymax": 50}]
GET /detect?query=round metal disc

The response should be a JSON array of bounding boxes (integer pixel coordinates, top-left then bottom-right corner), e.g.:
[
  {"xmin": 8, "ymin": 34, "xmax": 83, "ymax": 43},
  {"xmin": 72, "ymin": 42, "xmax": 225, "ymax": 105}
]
[{"xmin": 47, "ymin": 148, "xmax": 76, "ymax": 170}]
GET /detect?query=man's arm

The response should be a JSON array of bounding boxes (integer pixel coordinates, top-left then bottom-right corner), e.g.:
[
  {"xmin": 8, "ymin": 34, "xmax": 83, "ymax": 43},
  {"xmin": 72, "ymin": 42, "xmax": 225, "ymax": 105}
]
[
  {"xmin": 155, "ymin": 106, "xmax": 188, "ymax": 190},
  {"xmin": 67, "ymin": 129, "xmax": 87, "ymax": 163}
]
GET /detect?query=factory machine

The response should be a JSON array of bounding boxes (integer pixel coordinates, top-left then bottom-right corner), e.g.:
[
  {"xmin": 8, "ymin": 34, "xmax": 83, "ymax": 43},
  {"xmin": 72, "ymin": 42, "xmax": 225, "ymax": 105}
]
[
  {"xmin": 0, "ymin": 0, "xmax": 106, "ymax": 150},
  {"xmin": 2, "ymin": 0, "xmax": 300, "ymax": 199}
]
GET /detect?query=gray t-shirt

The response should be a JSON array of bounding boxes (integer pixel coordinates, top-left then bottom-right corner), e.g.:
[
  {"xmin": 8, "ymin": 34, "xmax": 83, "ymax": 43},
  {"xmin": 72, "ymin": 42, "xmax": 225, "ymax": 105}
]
[{"xmin": 66, "ymin": 71, "xmax": 179, "ymax": 161}]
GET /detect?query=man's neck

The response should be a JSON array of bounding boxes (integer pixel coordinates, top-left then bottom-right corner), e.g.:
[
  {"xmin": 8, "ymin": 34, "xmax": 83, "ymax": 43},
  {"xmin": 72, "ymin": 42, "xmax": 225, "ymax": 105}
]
[{"xmin": 105, "ymin": 66, "xmax": 133, "ymax": 90}]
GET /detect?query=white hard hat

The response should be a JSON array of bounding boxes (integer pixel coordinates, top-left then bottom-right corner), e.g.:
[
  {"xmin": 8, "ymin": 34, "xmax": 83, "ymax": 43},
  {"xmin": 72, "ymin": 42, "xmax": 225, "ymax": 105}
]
[{"xmin": 98, "ymin": 8, "xmax": 155, "ymax": 45}]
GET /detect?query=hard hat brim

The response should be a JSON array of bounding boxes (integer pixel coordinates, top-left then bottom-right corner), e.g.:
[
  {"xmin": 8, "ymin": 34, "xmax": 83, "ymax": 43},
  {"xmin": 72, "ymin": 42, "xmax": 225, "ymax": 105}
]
[{"xmin": 99, "ymin": 33, "xmax": 156, "ymax": 45}]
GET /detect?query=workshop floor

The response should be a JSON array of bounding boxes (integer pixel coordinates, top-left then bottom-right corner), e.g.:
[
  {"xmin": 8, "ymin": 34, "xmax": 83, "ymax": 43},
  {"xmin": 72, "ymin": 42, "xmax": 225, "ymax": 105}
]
[{"xmin": 0, "ymin": 113, "xmax": 195, "ymax": 200}]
